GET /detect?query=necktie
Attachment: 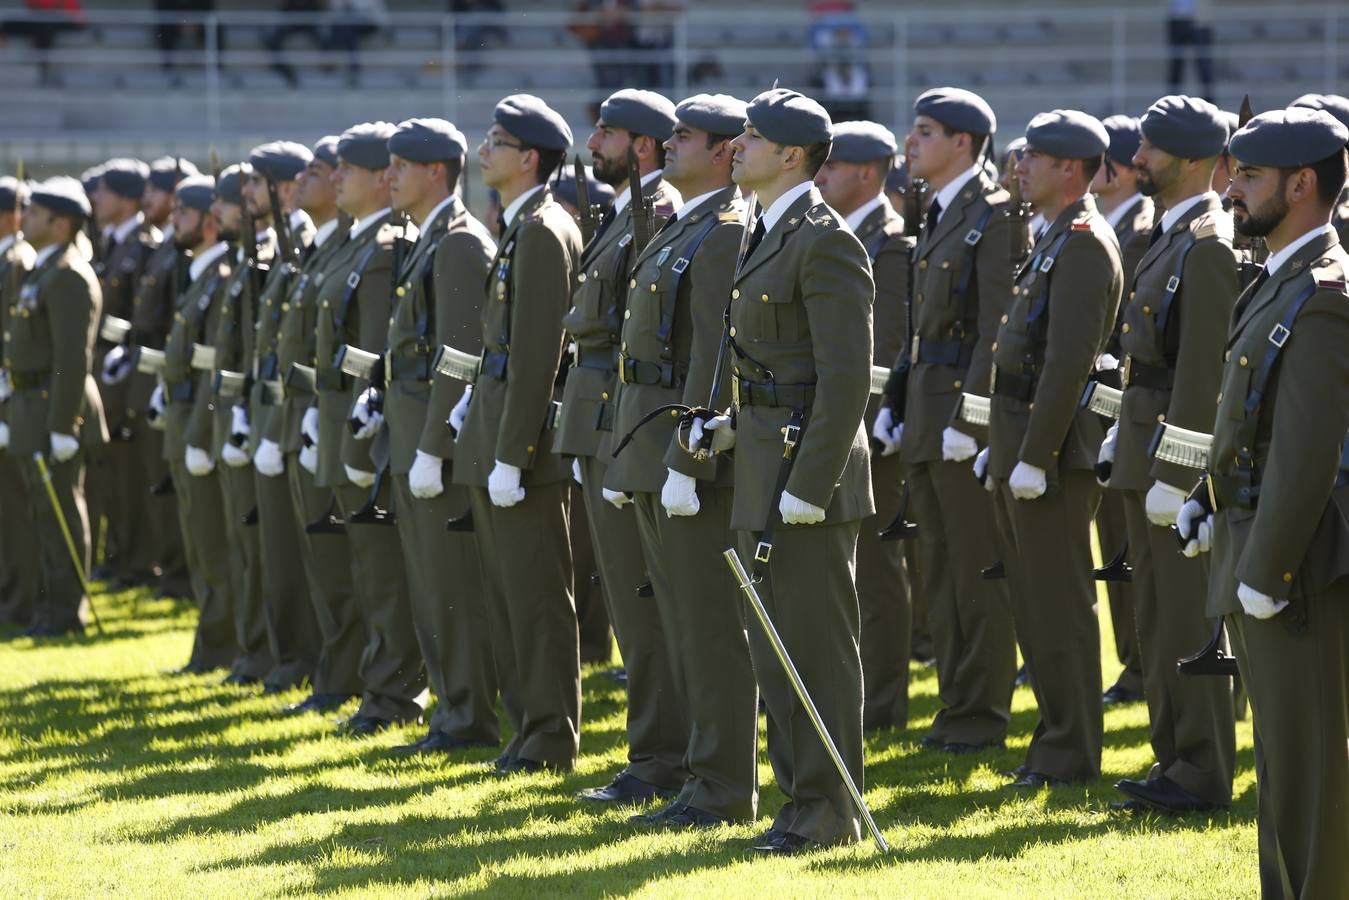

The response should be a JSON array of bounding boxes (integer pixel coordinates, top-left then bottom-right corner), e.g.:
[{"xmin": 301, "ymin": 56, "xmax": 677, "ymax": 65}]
[
  {"xmin": 925, "ymin": 199, "xmax": 942, "ymax": 235},
  {"xmin": 1148, "ymin": 222, "xmax": 1165, "ymax": 247},
  {"xmin": 495, "ymin": 213, "xmax": 506, "ymax": 237},
  {"xmin": 743, "ymin": 218, "xmax": 767, "ymax": 262}
]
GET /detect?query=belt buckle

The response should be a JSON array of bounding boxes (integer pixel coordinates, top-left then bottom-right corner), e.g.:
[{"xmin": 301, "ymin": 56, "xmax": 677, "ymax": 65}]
[
  {"xmin": 782, "ymin": 422, "xmax": 800, "ymax": 457},
  {"xmin": 617, "ymin": 356, "xmax": 630, "ymax": 385},
  {"xmin": 754, "ymin": 540, "xmax": 773, "ymax": 564},
  {"xmin": 1206, "ymin": 476, "xmax": 1218, "ymax": 512},
  {"xmin": 990, "ymin": 365, "xmax": 999, "ymax": 393},
  {"xmin": 1122, "ymin": 355, "xmax": 1133, "ymax": 387},
  {"xmin": 911, "ymin": 333, "xmax": 921, "ymax": 364},
  {"xmin": 731, "ymin": 376, "xmax": 741, "ymax": 407}
]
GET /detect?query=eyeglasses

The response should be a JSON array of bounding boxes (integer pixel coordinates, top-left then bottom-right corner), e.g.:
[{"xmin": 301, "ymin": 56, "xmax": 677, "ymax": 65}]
[{"xmin": 483, "ymin": 136, "xmax": 526, "ymax": 152}]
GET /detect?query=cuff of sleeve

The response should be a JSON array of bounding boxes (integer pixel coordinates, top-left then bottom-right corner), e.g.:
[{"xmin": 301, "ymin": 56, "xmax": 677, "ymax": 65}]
[
  {"xmin": 1236, "ymin": 556, "xmax": 1294, "ymax": 601},
  {"xmin": 663, "ymin": 440, "xmax": 717, "ymax": 481}
]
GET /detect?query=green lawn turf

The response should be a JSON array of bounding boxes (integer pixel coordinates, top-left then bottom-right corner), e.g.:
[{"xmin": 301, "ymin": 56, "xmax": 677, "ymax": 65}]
[{"xmin": 0, "ymin": 574, "xmax": 1257, "ymax": 898}]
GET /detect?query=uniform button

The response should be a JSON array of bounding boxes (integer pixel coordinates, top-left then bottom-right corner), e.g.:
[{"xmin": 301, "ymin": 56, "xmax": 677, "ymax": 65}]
[
  {"xmin": 1000, "ymin": 314, "xmax": 1008, "ymax": 324},
  {"xmin": 940, "ymin": 261, "xmax": 950, "ymax": 270},
  {"xmin": 1011, "ymin": 286, "xmax": 1020, "ymax": 296},
  {"xmin": 281, "ymin": 303, "xmax": 289, "ymax": 312},
  {"xmin": 526, "ymin": 444, "xmax": 535, "ymax": 453},
  {"xmin": 1157, "ymin": 414, "xmax": 1166, "ymax": 423},
  {"xmin": 1283, "ymin": 572, "xmax": 1293, "ymax": 583},
  {"xmin": 919, "ymin": 260, "xmax": 928, "ymax": 270},
  {"xmin": 621, "ymin": 342, "xmax": 627, "ymax": 352},
  {"xmin": 731, "ymin": 289, "xmax": 740, "ymax": 299},
  {"xmin": 953, "ymin": 380, "xmax": 963, "ymax": 389},
  {"xmin": 592, "ymin": 270, "xmax": 599, "ymax": 278},
  {"xmin": 1142, "ymin": 305, "xmax": 1151, "ymax": 314},
  {"xmin": 624, "ymin": 309, "xmax": 631, "ymax": 319},
  {"xmin": 578, "ymin": 273, "xmax": 587, "ymax": 283},
  {"xmin": 322, "ymin": 301, "xmax": 329, "ymax": 308},
  {"xmin": 649, "ymin": 283, "xmax": 657, "ymax": 292},
  {"xmin": 396, "ymin": 286, "xmax": 406, "ymax": 297},
  {"xmin": 760, "ymin": 293, "xmax": 769, "ymax": 302},
  {"xmin": 1216, "ymin": 392, "xmax": 1222, "ymax": 403},
  {"xmin": 601, "ymin": 391, "xmax": 609, "ymax": 400},
  {"xmin": 1129, "ymin": 291, "xmax": 1136, "ymax": 300},
  {"xmin": 628, "ymin": 278, "xmax": 636, "ymax": 288},
  {"xmin": 915, "ymin": 293, "xmax": 924, "ymax": 303},
  {"xmin": 729, "ymin": 326, "xmax": 737, "ymax": 337},
  {"xmin": 1121, "ymin": 323, "xmax": 1130, "ymax": 334},
  {"xmin": 1224, "ymin": 351, "xmax": 1230, "ymax": 361},
  {"xmin": 1051, "ymin": 449, "xmax": 1059, "ymax": 457},
  {"xmin": 990, "ymin": 341, "xmax": 998, "ymax": 351},
  {"xmin": 1238, "ymin": 355, "xmax": 1248, "ymax": 367}
]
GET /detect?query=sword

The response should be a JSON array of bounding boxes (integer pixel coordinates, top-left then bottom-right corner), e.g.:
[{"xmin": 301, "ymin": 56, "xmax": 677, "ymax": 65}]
[
  {"xmin": 1148, "ymin": 422, "xmax": 1212, "ymax": 472},
  {"xmin": 1079, "ymin": 381, "xmax": 1123, "ymax": 420},
  {"xmin": 432, "ymin": 343, "xmax": 482, "ymax": 383},
  {"xmin": 189, "ymin": 343, "xmax": 217, "ymax": 371},
  {"xmin": 723, "ymin": 547, "xmax": 889, "ymax": 853},
  {"xmin": 31, "ymin": 452, "xmax": 104, "ymax": 635},
  {"xmin": 573, "ymin": 155, "xmax": 597, "ymax": 245},
  {"xmin": 99, "ymin": 315, "xmax": 132, "ymax": 345},
  {"xmin": 956, "ymin": 392, "xmax": 991, "ymax": 427},
  {"xmin": 867, "ymin": 364, "xmax": 890, "ymax": 395},
  {"xmin": 134, "ymin": 347, "xmax": 165, "ymax": 375}
]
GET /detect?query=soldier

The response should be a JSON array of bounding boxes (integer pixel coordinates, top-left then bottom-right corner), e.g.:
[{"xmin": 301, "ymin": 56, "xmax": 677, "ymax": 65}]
[
  {"xmin": 1177, "ymin": 107, "xmax": 1349, "ymax": 895},
  {"xmin": 697, "ymin": 88, "xmax": 875, "ymax": 853},
  {"xmin": 977, "ymin": 111, "xmax": 1123, "ymax": 787},
  {"xmin": 312, "ymin": 122, "xmax": 426, "ymax": 736},
  {"xmin": 450, "ymin": 95, "xmax": 583, "ymax": 774},
  {"xmin": 1099, "ymin": 96, "xmax": 1238, "ymax": 813},
  {"xmin": 374, "ymin": 117, "xmax": 500, "ymax": 754},
  {"xmin": 1288, "ymin": 93, "xmax": 1349, "ymax": 246},
  {"xmin": 562, "ymin": 88, "xmax": 686, "ymax": 805},
  {"xmin": 0, "ymin": 176, "xmax": 40, "ymax": 627},
  {"xmin": 89, "ymin": 158, "xmax": 157, "ymax": 588},
  {"xmin": 155, "ymin": 173, "xmax": 236, "ymax": 671},
  {"xmin": 606, "ymin": 93, "xmax": 759, "ymax": 826},
  {"xmin": 883, "ymin": 88, "xmax": 1019, "ymax": 753},
  {"xmin": 235, "ymin": 141, "xmax": 320, "ymax": 694},
  {"xmin": 190, "ymin": 160, "xmax": 276, "ymax": 687},
  {"xmin": 1091, "ymin": 114, "xmax": 1153, "ymax": 706},
  {"xmin": 263, "ymin": 136, "xmax": 365, "ymax": 717},
  {"xmin": 814, "ymin": 119, "xmax": 913, "ymax": 733},
  {"xmin": 6, "ymin": 177, "xmax": 108, "ymax": 637}
]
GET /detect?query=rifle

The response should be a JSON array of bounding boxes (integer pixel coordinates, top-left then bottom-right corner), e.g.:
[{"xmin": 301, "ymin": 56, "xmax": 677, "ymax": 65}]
[
  {"xmin": 627, "ymin": 145, "xmax": 655, "ymax": 253},
  {"xmin": 573, "ymin": 155, "xmax": 597, "ymax": 244},
  {"xmin": 1007, "ymin": 156, "xmax": 1032, "ymax": 268},
  {"xmin": 265, "ymin": 176, "xmax": 296, "ymax": 266},
  {"xmin": 1232, "ymin": 95, "xmax": 1267, "ymax": 289},
  {"xmin": 7, "ymin": 159, "xmax": 22, "ymax": 306}
]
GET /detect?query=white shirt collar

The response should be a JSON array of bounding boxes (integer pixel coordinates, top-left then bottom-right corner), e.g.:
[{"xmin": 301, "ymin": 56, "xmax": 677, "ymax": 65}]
[
  {"xmin": 349, "ymin": 207, "xmax": 391, "ymax": 241},
  {"xmin": 34, "ymin": 243, "xmax": 61, "ymax": 268},
  {"xmin": 760, "ymin": 180, "xmax": 815, "ymax": 234},
  {"xmin": 1160, "ymin": 190, "xmax": 1219, "ymax": 234},
  {"xmin": 1265, "ymin": 224, "xmax": 1336, "ymax": 277},
  {"xmin": 189, "ymin": 241, "xmax": 230, "ymax": 282},
  {"xmin": 419, "ymin": 194, "xmax": 458, "ymax": 229},
  {"xmin": 111, "ymin": 212, "xmax": 144, "ymax": 245},
  {"xmin": 931, "ymin": 164, "xmax": 982, "ymax": 223},
  {"xmin": 0, "ymin": 235, "xmax": 14, "ymax": 258},
  {"xmin": 1103, "ymin": 193, "xmax": 1144, "ymax": 230},
  {"xmin": 502, "ymin": 185, "xmax": 545, "ymax": 229},
  {"xmin": 613, "ymin": 169, "xmax": 664, "ymax": 216},
  {"xmin": 844, "ymin": 195, "xmax": 885, "ymax": 234},
  {"xmin": 1029, "ymin": 212, "xmax": 1047, "ymax": 241},
  {"xmin": 289, "ymin": 208, "xmax": 313, "ymax": 234},
  {"xmin": 312, "ymin": 217, "xmax": 339, "ymax": 248},
  {"xmin": 237, "ymin": 228, "xmax": 274, "ymax": 263},
  {"xmin": 675, "ymin": 187, "xmax": 727, "ymax": 221}
]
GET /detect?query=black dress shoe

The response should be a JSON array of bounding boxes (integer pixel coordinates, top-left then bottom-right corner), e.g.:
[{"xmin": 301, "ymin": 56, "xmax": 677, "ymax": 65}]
[
  {"xmin": 1008, "ymin": 771, "xmax": 1067, "ymax": 789},
  {"xmin": 943, "ymin": 740, "xmax": 1005, "ymax": 755},
  {"xmin": 660, "ymin": 803, "xmax": 728, "ymax": 829},
  {"xmin": 1014, "ymin": 664, "xmax": 1030, "ymax": 686},
  {"xmin": 1102, "ymin": 683, "xmax": 1146, "ymax": 705},
  {"xmin": 999, "ymin": 763, "xmax": 1031, "ymax": 779},
  {"xmin": 494, "ymin": 756, "xmax": 561, "ymax": 776},
  {"xmin": 748, "ymin": 830, "xmax": 820, "ymax": 855},
  {"xmin": 282, "ymin": 693, "xmax": 354, "ymax": 715},
  {"xmin": 577, "ymin": 771, "xmax": 675, "ymax": 804},
  {"xmin": 339, "ymin": 715, "xmax": 392, "ymax": 737},
  {"xmin": 1114, "ymin": 775, "xmax": 1218, "ymax": 814},
  {"xmin": 391, "ymin": 731, "xmax": 496, "ymax": 755},
  {"xmin": 222, "ymin": 672, "xmax": 261, "ymax": 687},
  {"xmin": 918, "ymin": 735, "xmax": 945, "ymax": 750},
  {"xmin": 169, "ymin": 662, "xmax": 212, "ymax": 676},
  {"xmin": 1108, "ymin": 799, "xmax": 1146, "ymax": 813}
]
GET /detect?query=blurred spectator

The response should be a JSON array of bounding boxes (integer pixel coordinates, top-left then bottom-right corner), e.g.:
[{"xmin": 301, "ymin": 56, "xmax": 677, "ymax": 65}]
[
  {"xmin": 1167, "ymin": 0, "xmax": 1214, "ymax": 102},
  {"xmin": 570, "ymin": 0, "xmax": 636, "ymax": 113},
  {"xmin": 451, "ymin": 0, "xmax": 507, "ymax": 81},
  {"xmin": 1, "ymin": 0, "xmax": 86, "ymax": 86},
  {"xmin": 265, "ymin": 0, "xmax": 324, "ymax": 87},
  {"xmin": 631, "ymin": 0, "xmax": 684, "ymax": 90},
  {"xmin": 806, "ymin": 0, "xmax": 870, "ymax": 122},
  {"xmin": 154, "ymin": 0, "xmax": 221, "ymax": 84},
  {"xmin": 324, "ymin": 0, "xmax": 388, "ymax": 85}
]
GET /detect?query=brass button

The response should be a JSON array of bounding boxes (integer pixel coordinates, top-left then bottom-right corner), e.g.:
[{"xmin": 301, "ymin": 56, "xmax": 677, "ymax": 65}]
[
  {"xmin": 1239, "ymin": 355, "xmax": 1248, "ymax": 367},
  {"xmin": 1216, "ymin": 392, "xmax": 1223, "ymax": 403},
  {"xmin": 732, "ymin": 289, "xmax": 740, "ymax": 299},
  {"xmin": 628, "ymin": 278, "xmax": 636, "ymax": 288},
  {"xmin": 1129, "ymin": 291, "xmax": 1136, "ymax": 300},
  {"xmin": 728, "ymin": 326, "xmax": 737, "ymax": 337},
  {"xmin": 281, "ymin": 303, "xmax": 290, "ymax": 312},
  {"xmin": 991, "ymin": 341, "xmax": 998, "ymax": 351},
  {"xmin": 526, "ymin": 444, "xmax": 535, "ymax": 453},
  {"xmin": 1011, "ymin": 286, "xmax": 1020, "ymax": 296},
  {"xmin": 919, "ymin": 260, "xmax": 928, "ymax": 270},
  {"xmin": 578, "ymin": 273, "xmax": 587, "ymax": 283},
  {"xmin": 649, "ymin": 283, "xmax": 657, "ymax": 292},
  {"xmin": 1283, "ymin": 572, "xmax": 1293, "ymax": 583},
  {"xmin": 1157, "ymin": 414, "xmax": 1166, "ymax": 423},
  {"xmin": 1121, "ymin": 323, "xmax": 1130, "ymax": 334},
  {"xmin": 1142, "ymin": 305, "xmax": 1151, "ymax": 314},
  {"xmin": 621, "ymin": 342, "xmax": 627, "ymax": 352},
  {"xmin": 760, "ymin": 293, "xmax": 769, "ymax": 302},
  {"xmin": 940, "ymin": 261, "xmax": 950, "ymax": 270},
  {"xmin": 1224, "ymin": 351, "xmax": 1230, "ymax": 361},
  {"xmin": 396, "ymin": 286, "xmax": 405, "ymax": 297},
  {"xmin": 1000, "ymin": 314, "xmax": 1008, "ymax": 324},
  {"xmin": 915, "ymin": 293, "xmax": 924, "ymax": 303},
  {"xmin": 321, "ymin": 300, "xmax": 329, "ymax": 308},
  {"xmin": 592, "ymin": 270, "xmax": 599, "ymax": 278},
  {"xmin": 624, "ymin": 309, "xmax": 631, "ymax": 319},
  {"xmin": 953, "ymin": 380, "xmax": 963, "ymax": 389},
  {"xmin": 601, "ymin": 391, "xmax": 609, "ymax": 400},
  {"xmin": 1051, "ymin": 449, "xmax": 1060, "ymax": 457}
]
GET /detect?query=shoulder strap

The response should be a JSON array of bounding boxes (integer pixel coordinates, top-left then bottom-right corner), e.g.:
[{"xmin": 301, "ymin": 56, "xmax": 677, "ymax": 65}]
[
  {"xmin": 1024, "ymin": 228, "xmax": 1074, "ymax": 328},
  {"xmin": 334, "ymin": 240, "xmax": 381, "ymax": 334},
  {"xmin": 657, "ymin": 214, "xmax": 723, "ymax": 364},
  {"xmin": 1153, "ymin": 231, "xmax": 1200, "ymax": 341}
]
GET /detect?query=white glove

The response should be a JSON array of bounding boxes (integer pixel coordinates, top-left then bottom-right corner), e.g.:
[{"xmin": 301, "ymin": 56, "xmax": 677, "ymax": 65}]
[
  {"xmin": 299, "ymin": 444, "xmax": 318, "ymax": 474},
  {"xmin": 221, "ymin": 442, "xmax": 250, "ymax": 468},
  {"xmin": 661, "ymin": 468, "xmax": 700, "ymax": 516},
  {"xmin": 1096, "ymin": 422, "xmax": 1118, "ymax": 486},
  {"xmin": 409, "ymin": 449, "xmax": 444, "ymax": 499},
  {"xmin": 690, "ymin": 413, "xmax": 735, "ymax": 453},
  {"xmin": 1094, "ymin": 353, "xmax": 1120, "ymax": 372},
  {"xmin": 448, "ymin": 384, "xmax": 471, "ymax": 436},
  {"xmin": 148, "ymin": 382, "xmax": 167, "ymax": 426},
  {"xmin": 602, "ymin": 487, "xmax": 632, "ymax": 509},
  {"xmin": 101, "ymin": 345, "xmax": 134, "ymax": 385},
  {"xmin": 254, "ymin": 439, "xmax": 284, "ymax": 477},
  {"xmin": 0, "ymin": 369, "xmax": 10, "ymax": 403},
  {"xmin": 344, "ymin": 464, "xmax": 375, "ymax": 488},
  {"xmin": 1238, "ymin": 581, "xmax": 1289, "ymax": 620},
  {"xmin": 185, "ymin": 445, "xmax": 214, "ymax": 476},
  {"xmin": 572, "ymin": 457, "xmax": 583, "ymax": 485},
  {"xmin": 488, "ymin": 459, "xmax": 525, "ymax": 508},
  {"xmin": 1145, "ymin": 480, "xmax": 1188, "ymax": 527},
  {"xmin": 351, "ymin": 387, "xmax": 383, "ymax": 440},
  {"xmin": 871, "ymin": 407, "xmax": 903, "ymax": 457},
  {"xmin": 973, "ymin": 447, "xmax": 993, "ymax": 492},
  {"xmin": 230, "ymin": 404, "xmax": 250, "ymax": 441},
  {"xmin": 1176, "ymin": 498, "xmax": 1212, "ymax": 558},
  {"xmin": 941, "ymin": 426, "xmax": 978, "ymax": 462},
  {"xmin": 0, "ymin": 422, "xmax": 8, "ymax": 450},
  {"xmin": 780, "ymin": 489, "xmax": 826, "ymax": 525},
  {"xmin": 1009, "ymin": 461, "xmax": 1046, "ymax": 500},
  {"xmin": 301, "ymin": 406, "xmax": 320, "ymax": 449},
  {"xmin": 50, "ymin": 432, "xmax": 79, "ymax": 462}
]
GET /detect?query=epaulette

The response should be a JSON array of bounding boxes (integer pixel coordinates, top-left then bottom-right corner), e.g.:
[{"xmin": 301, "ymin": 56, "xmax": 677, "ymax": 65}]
[
  {"xmin": 1189, "ymin": 210, "xmax": 1233, "ymax": 243},
  {"xmin": 1070, "ymin": 221, "xmax": 1093, "ymax": 231},
  {"xmin": 805, "ymin": 204, "xmax": 838, "ymax": 227},
  {"xmin": 1311, "ymin": 257, "xmax": 1349, "ymax": 295}
]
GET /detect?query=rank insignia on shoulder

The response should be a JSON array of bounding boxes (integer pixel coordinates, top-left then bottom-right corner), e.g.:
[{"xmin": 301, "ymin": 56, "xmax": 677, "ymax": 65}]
[
  {"xmin": 1071, "ymin": 222, "xmax": 1092, "ymax": 231},
  {"xmin": 654, "ymin": 203, "xmax": 675, "ymax": 219},
  {"xmin": 1316, "ymin": 278, "xmax": 1349, "ymax": 293}
]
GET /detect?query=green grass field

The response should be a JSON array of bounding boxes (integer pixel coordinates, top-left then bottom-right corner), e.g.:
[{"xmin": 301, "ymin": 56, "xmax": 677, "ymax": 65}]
[{"xmin": 0, "ymin": 580, "xmax": 1257, "ymax": 898}]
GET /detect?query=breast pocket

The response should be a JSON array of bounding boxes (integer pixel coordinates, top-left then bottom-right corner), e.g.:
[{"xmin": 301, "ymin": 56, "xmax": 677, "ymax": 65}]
[{"xmin": 749, "ymin": 288, "xmax": 801, "ymax": 343}]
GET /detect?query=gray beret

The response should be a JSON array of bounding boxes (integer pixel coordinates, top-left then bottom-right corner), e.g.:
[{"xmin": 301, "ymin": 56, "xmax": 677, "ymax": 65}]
[
  {"xmin": 100, "ymin": 158, "xmax": 150, "ymax": 200},
  {"xmin": 746, "ymin": 88, "xmax": 832, "ymax": 147},
  {"xmin": 249, "ymin": 141, "xmax": 313, "ymax": 182},
  {"xmin": 1002, "ymin": 136, "xmax": 1027, "ymax": 167},
  {"xmin": 914, "ymin": 87, "xmax": 997, "ymax": 136},
  {"xmin": 1024, "ymin": 109, "xmax": 1109, "ymax": 159},
  {"xmin": 338, "ymin": 122, "xmax": 397, "ymax": 170},
  {"xmin": 494, "ymin": 94, "xmax": 573, "ymax": 150},
  {"xmin": 884, "ymin": 158, "xmax": 907, "ymax": 194},
  {"xmin": 600, "ymin": 88, "xmax": 678, "ymax": 141},
  {"xmin": 175, "ymin": 174, "xmax": 216, "ymax": 213},
  {"xmin": 1101, "ymin": 115, "xmax": 1141, "ymax": 166},
  {"xmin": 1219, "ymin": 110, "xmax": 1241, "ymax": 147},
  {"xmin": 388, "ymin": 118, "xmax": 469, "ymax": 163},
  {"xmin": 829, "ymin": 120, "xmax": 899, "ymax": 163},
  {"xmin": 80, "ymin": 165, "xmax": 104, "ymax": 197},
  {"xmin": 1139, "ymin": 95, "xmax": 1229, "ymax": 159},
  {"xmin": 1289, "ymin": 93, "xmax": 1349, "ymax": 133},
  {"xmin": 148, "ymin": 156, "xmax": 200, "ymax": 192},
  {"xmin": 312, "ymin": 135, "xmax": 340, "ymax": 168},
  {"xmin": 552, "ymin": 164, "xmax": 616, "ymax": 210},
  {"xmin": 1230, "ymin": 107, "xmax": 1349, "ymax": 168},
  {"xmin": 0, "ymin": 176, "xmax": 28, "ymax": 212},
  {"xmin": 216, "ymin": 163, "xmax": 249, "ymax": 206},
  {"xmin": 32, "ymin": 176, "xmax": 92, "ymax": 220},
  {"xmin": 675, "ymin": 93, "xmax": 747, "ymax": 137}
]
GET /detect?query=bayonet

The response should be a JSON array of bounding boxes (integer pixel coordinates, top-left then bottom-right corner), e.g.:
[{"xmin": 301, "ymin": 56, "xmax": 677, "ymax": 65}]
[
  {"xmin": 627, "ymin": 144, "xmax": 654, "ymax": 253},
  {"xmin": 573, "ymin": 155, "xmax": 597, "ymax": 244},
  {"xmin": 265, "ymin": 176, "xmax": 296, "ymax": 266}
]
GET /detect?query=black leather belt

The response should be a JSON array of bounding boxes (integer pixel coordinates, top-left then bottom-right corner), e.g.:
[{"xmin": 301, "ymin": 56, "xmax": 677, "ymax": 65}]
[
  {"xmin": 1209, "ymin": 472, "xmax": 1259, "ymax": 511},
  {"xmin": 166, "ymin": 380, "xmax": 195, "ymax": 403},
  {"xmin": 912, "ymin": 335, "xmax": 975, "ymax": 368},
  {"xmin": 617, "ymin": 354, "xmax": 684, "ymax": 388},
  {"xmin": 8, "ymin": 370, "xmax": 49, "ymax": 390},
  {"xmin": 389, "ymin": 353, "xmax": 432, "ymax": 381},
  {"xmin": 574, "ymin": 345, "xmax": 617, "ymax": 372},
  {"xmin": 736, "ymin": 379, "xmax": 815, "ymax": 409},
  {"xmin": 1123, "ymin": 356, "xmax": 1172, "ymax": 391},
  {"xmin": 992, "ymin": 366, "xmax": 1035, "ymax": 402},
  {"xmin": 256, "ymin": 353, "xmax": 281, "ymax": 380},
  {"xmin": 480, "ymin": 349, "xmax": 509, "ymax": 381},
  {"xmin": 314, "ymin": 366, "xmax": 345, "ymax": 392}
]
